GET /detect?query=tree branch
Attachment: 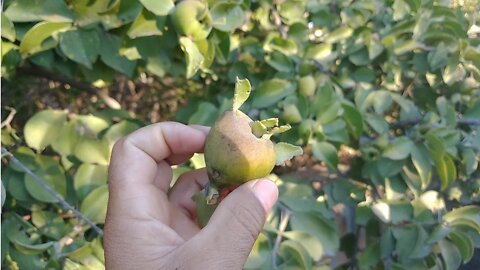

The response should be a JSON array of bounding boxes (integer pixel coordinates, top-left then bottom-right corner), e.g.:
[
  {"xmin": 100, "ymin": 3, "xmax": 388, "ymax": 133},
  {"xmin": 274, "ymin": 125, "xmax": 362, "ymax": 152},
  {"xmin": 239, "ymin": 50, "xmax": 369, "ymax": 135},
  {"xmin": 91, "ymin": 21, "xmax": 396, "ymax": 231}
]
[
  {"xmin": 271, "ymin": 2, "xmax": 288, "ymax": 39},
  {"xmin": 19, "ymin": 65, "xmax": 121, "ymax": 109},
  {"xmin": 272, "ymin": 205, "xmax": 291, "ymax": 269},
  {"xmin": 1, "ymin": 147, "xmax": 104, "ymax": 236},
  {"xmin": 1, "ymin": 107, "xmax": 16, "ymax": 128}
]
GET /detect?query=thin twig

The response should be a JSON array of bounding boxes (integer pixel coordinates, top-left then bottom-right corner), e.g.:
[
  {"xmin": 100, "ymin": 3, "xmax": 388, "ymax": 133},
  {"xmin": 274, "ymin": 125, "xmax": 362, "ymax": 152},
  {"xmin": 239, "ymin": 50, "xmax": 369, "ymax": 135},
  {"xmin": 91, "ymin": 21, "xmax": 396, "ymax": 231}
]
[
  {"xmin": 19, "ymin": 65, "xmax": 121, "ymax": 109},
  {"xmin": 1, "ymin": 107, "xmax": 16, "ymax": 128},
  {"xmin": 272, "ymin": 207, "xmax": 291, "ymax": 269},
  {"xmin": 271, "ymin": 2, "xmax": 288, "ymax": 38},
  {"xmin": 1, "ymin": 147, "xmax": 104, "ymax": 236}
]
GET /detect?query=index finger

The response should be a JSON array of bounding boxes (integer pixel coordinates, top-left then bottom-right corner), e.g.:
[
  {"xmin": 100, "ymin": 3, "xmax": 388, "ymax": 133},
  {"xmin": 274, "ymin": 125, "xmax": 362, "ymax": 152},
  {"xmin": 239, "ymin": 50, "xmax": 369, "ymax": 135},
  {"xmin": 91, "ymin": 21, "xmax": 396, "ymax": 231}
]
[{"xmin": 109, "ymin": 122, "xmax": 209, "ymax": 191}]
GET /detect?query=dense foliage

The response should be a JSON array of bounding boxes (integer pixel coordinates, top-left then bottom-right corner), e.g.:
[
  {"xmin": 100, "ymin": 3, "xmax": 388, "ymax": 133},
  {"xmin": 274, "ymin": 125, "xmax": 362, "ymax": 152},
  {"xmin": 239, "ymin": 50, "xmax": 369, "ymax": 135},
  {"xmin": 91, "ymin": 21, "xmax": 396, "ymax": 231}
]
[{"xmin": 2, "ymin": 0, "xmax": 480, "ymax": 269}]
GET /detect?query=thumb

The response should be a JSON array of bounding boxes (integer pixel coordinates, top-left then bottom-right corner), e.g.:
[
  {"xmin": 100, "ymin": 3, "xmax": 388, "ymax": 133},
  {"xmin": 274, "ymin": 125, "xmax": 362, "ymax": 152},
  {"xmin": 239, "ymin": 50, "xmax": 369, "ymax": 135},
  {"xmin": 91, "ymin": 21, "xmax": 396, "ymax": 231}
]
[{"xmin": 189, "ymin": 179, "xmax": 278, "ymax": 269}]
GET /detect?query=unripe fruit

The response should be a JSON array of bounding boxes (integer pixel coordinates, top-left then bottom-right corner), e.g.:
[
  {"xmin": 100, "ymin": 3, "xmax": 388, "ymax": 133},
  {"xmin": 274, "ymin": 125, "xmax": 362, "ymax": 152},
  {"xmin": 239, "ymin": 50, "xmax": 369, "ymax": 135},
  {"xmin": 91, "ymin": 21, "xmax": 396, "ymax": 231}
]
[
  {"xmin": 298, "ymin": 75, "xmax": 316, "ymax": 97},
  {"xmin": 282, "ymin": 104, "xmax": 302, "ymax": 124},
  {"xmin": 171, "ymin": 0, "xmax": 212, "ymax": 41},
  {"xmin": 204, "ymin": 110, "xmax": 276, "ymax": 187}
]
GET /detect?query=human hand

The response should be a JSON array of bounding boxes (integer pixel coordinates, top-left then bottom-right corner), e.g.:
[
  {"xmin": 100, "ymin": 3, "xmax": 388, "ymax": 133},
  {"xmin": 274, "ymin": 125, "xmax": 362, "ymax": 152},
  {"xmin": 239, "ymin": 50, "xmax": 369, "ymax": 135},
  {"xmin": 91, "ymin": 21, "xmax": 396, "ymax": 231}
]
[{"xmin": 104, "ymin": 122, "xmax": 278, "ymax": 269}]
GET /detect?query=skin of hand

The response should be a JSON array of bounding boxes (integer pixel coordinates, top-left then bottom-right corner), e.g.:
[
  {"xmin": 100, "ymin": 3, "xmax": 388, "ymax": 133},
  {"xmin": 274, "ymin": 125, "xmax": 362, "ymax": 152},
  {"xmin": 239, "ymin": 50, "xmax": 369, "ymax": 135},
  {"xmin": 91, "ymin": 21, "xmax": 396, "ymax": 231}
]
[{"xmin": 104, "ymin": 122, "xmax": 278, "ymax": 270}]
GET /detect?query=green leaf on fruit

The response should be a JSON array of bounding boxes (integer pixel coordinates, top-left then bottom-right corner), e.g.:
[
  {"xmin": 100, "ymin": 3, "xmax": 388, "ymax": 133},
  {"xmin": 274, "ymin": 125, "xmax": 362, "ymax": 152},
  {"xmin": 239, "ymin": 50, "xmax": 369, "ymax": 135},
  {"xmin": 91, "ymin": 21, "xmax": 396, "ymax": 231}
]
[{"xmin": 274, "ymin": 142, "xmax": 303, "ymax": 166}]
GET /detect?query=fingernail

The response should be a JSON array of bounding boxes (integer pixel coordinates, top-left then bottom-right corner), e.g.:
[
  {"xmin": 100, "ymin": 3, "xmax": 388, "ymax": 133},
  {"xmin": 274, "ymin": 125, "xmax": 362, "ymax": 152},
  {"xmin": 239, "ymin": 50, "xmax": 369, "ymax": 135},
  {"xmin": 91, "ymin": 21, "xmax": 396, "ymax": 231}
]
[{"xmin": 251, "ymin": 179, "xmax": 278, "ymax": 212}]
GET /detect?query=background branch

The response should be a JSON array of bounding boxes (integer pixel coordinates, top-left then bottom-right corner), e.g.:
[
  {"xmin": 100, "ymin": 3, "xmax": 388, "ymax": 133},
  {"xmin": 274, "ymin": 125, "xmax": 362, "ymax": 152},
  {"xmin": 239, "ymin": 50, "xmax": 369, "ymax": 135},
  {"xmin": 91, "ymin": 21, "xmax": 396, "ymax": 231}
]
[{"xmin": 19, "ymin": 65, "xmax": 121, "ymax": 109}]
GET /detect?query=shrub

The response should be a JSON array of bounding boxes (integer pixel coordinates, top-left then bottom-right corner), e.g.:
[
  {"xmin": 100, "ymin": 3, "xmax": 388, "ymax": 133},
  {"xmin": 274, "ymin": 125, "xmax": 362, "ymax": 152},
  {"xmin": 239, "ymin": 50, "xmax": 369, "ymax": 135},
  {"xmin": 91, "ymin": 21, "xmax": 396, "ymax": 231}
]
[{"xmin": 2, "ymin": 0, "xmax": 479, "ymax": 269}]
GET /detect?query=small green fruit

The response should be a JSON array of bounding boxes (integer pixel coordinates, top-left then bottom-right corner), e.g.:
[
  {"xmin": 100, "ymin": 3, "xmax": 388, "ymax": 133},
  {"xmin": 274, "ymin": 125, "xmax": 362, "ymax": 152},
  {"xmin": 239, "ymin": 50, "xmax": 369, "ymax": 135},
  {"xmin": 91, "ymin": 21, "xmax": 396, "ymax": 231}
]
[
  {"xmin": 298, "ymin": 75, "xmax": 316, "ymax": 97},
  {"xmin": 282, "ymin": 104, "xmax": 302, "ymax": 124},
  {"xmin": 171, "ymin": 0, "xmax": 212, "ymax": 41},
  {"xmin": 204, "ymin": 110, "xmax": 276, "ymax": 187}
]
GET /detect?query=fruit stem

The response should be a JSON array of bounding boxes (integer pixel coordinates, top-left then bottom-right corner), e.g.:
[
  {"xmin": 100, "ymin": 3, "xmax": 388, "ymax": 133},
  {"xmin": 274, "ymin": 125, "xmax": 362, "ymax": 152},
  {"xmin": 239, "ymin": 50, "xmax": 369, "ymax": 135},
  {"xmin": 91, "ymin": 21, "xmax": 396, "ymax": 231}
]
[{"xmin": 205, "ymin": 182, "xmax": 220, "ymax": 205}]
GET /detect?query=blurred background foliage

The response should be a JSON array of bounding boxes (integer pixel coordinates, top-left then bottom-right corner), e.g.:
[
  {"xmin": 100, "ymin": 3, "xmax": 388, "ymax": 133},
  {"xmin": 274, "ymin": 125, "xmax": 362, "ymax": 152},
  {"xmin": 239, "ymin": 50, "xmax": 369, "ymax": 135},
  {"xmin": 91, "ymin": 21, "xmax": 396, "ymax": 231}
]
[{"xmin": 1, "ymin": 0, "xmax": 480, "ymax": 269}]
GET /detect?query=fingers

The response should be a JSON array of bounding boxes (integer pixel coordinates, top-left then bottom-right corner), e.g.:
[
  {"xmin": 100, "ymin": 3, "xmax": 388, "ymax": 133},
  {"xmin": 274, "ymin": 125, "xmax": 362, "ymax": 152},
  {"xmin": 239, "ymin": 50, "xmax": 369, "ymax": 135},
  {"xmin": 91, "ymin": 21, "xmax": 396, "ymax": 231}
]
[
  {"xmin": 183, "ymin": 179, "xmax": 278, "ymax": 269},
  {"xmin": 169, "ymin": 168, "xmax": 209, "ymax": 219},
  {"xmin": 109, "ymin": 122, "xmax": 207, "ymax": 192}
]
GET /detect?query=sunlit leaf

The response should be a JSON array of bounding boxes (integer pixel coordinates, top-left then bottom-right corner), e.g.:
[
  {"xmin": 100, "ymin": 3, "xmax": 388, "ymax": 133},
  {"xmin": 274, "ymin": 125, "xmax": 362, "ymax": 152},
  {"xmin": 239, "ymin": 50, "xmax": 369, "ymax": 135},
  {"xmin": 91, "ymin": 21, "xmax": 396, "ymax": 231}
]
[
  {"xmin": 24, "ymin": 110, "xmax": 67, "ymax": 151},
  {"xmin": 80, "ymin": 184, "xmax": 109, "ymax": 224},
  {"xmin": 275, "ymin": 142, "xmax": 303, "ymax": 166}
]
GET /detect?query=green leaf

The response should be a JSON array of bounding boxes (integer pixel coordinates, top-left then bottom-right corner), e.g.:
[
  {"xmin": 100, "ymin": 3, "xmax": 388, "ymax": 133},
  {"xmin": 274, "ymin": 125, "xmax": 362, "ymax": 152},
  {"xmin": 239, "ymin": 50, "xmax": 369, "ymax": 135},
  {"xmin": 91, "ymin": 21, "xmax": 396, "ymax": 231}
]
[
  {"xmin": 312, "ymin": 141, "xmax": 338, "ymax": 170},
  {"xmin": 80, "ymin": 184, "xmax": 109, "ymax": 224},
  {"xmin": 325, "ymin": 26, "xmax": 353, "ymax": 43},
  {"xmin": 438, "ymin": 239, "xmax": 462, "ymax": 270},
  {"xmin": 393, "ymin": 39, "xmax": 420, "ymax": 55},
  {"xmin": 1, "ymin": 14, "xmax": 16, "ymax": 42},
  {"xmin": 461, "ymin": 148, "xmax": 477, "ymax": 176},
  {"xmin": 278, "ymin": 240, "xmax": 312, "ymax": 270},
  {"xmin": 188, "ymin": 102, "xmax": 218, "ymax": 126},
  {"xmin": 74, "ymin": 164, "xmax": 108, "ymax": 200},
  {"xmin": 265, "ymin": 51, "xmax": 294, "ymax": 72},
  {"xmin": 233, "ymin": 77, "xmax": 251, "ymax": 111},
  {"xmin": 428, "ymin": 43, "xmax": 449, "ymax": 71},
  {"xmin": 290, "ymin": 212, "xmax": 339, "ymax": 257},
  {"xmin": 24, "ymin": 165, "xmax": 67, "ymax": 203},
  {"xmin": 264, "ymin": 33, "xmax": 298, "ymax": 55},
  {"xmin": 342, "ymin": 103, "xmax": 363, "ymax": 139},
  {"xmin": 426, "ymin": 224, "xmax": 453, "ymax": 245},
  {"xmin": 75, "ymin": 114, "xmax": 110, "ymax": 135},
  {"xmin": 393, "ymin": 0, "xmax": 409, "ymax": 20},
  {"xmin": 436, "ymin": 153, "xmax": 456, "ymax": 190},
  {"xmin": 392, "ymin": 226, "xmax": 419, "ymax": 260},
  {"xmin": 4, "ymin": 0, "xmax": 74, "ymax": 22},
  {"xmin": 245, "ymin": 234, "xmax": 271, "ymax": 269},
  {"xmin": 1, "ymin": 180, "xmax": 5, "ymax": 207},
  {"xmin": 283, "ymin": 231, "xmax": 324, "ymax": 261},
  {"xmin": 195, "ymin": 38, "xmax": 215, "ymax": 69},
  {"xmin": 19, "ymin": 22, "xmax": 71, "ymax": 56},
  {"xmin": 139, "ymin": 0, "xmax": 174, "ymax": 16},
  {"xmin": 104, "ymin": 121, "xmax": 140, "ymax": 143},
  {"xmin": 100, "ymin": 33, "xmax": 137, "ymax": 76},
  {"xmin": 13, "ymin": 241, "xmax": 54, "ymax": 255},
  {"xmin": 74, "ymin": 138, "xmax": 110, "ymax": 165},
  {"xmin": 24, "ymin": 110, "xmax": 67, "ymax": 151},
  {"xmin": 210, "ymin": 3, "xmax": 245, "ymax": 32},
  {"xmin": 31, "ymin": 210, "xmax": 66, "ymax": 239},
  {"xmin": 365, "ymin": 114, "xmax": 389, "ymax": 134},
  {"xmin": 443, "ymin": 63, "xmax": 466, "ymax": 86},
  {"xmin": 382, "ymin": 136, "xmax": 414, "ymax": 160},
  {"xmin": 3, "ymin": 168, "xmax": 32, "ymax": 201},
  {"xmin": 358, "ymin": 242, "xmax": 380, "ymax": 269},
  {"xmin": 372, "ymin": 201, "xmax": 413, "ymax": 224},
  {"xmin": 304, "ymin": 43, "xmax": 332, "ymax": 61},
  {"xmin": 180, "ymin": 37, "xmax": 204, "ymax": 78},
  {"xmin": 282, "ymin": 104, "xmax": 302, "ymax": 124},
  {"xmin": 274, "ymin": 142, "xmax": 303, "ymax": 166},
  {"xmin": 443, "ymin": 205, "xmax": 480, "ymax": 225},
  {"xmin": 127, "ymin": 9, "xmax": 166, "ymax": 38},
  {"xmin": 59, "ymin": 29, "xmax": 100, "ymax": 69},
  {"xmin": 251, "ymin": 79, "xmax": 296, "ymax": 108},
  {"xmin": 448, "ymin": 231, "xmax": 474, "ymax": 263},
  {"xmin": 411, "ymin": 144, "xmax": 432, "ymax": 189},
  {"xmin": 190, "ymin": 153, "xmax": 206, "ymax": 169},
  {"xmin": 51, "ymin": 121, "xmax": 79, "ymax": 156}
]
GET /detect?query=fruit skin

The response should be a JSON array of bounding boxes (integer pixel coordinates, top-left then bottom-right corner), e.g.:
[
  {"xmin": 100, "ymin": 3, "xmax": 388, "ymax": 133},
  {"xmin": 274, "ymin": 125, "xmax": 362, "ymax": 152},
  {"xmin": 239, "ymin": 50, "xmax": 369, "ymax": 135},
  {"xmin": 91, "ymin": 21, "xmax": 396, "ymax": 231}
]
[
  {"xmin": 298, "ymin": 75, "xmax": 316, "ymax": 97},
  {"xmin": 171, "ymin": 0, "xmax": 212, "ymax": 41},
  {"xmin": 204, "ymin": 110, "xmax": 276, "ymax": 187}
]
